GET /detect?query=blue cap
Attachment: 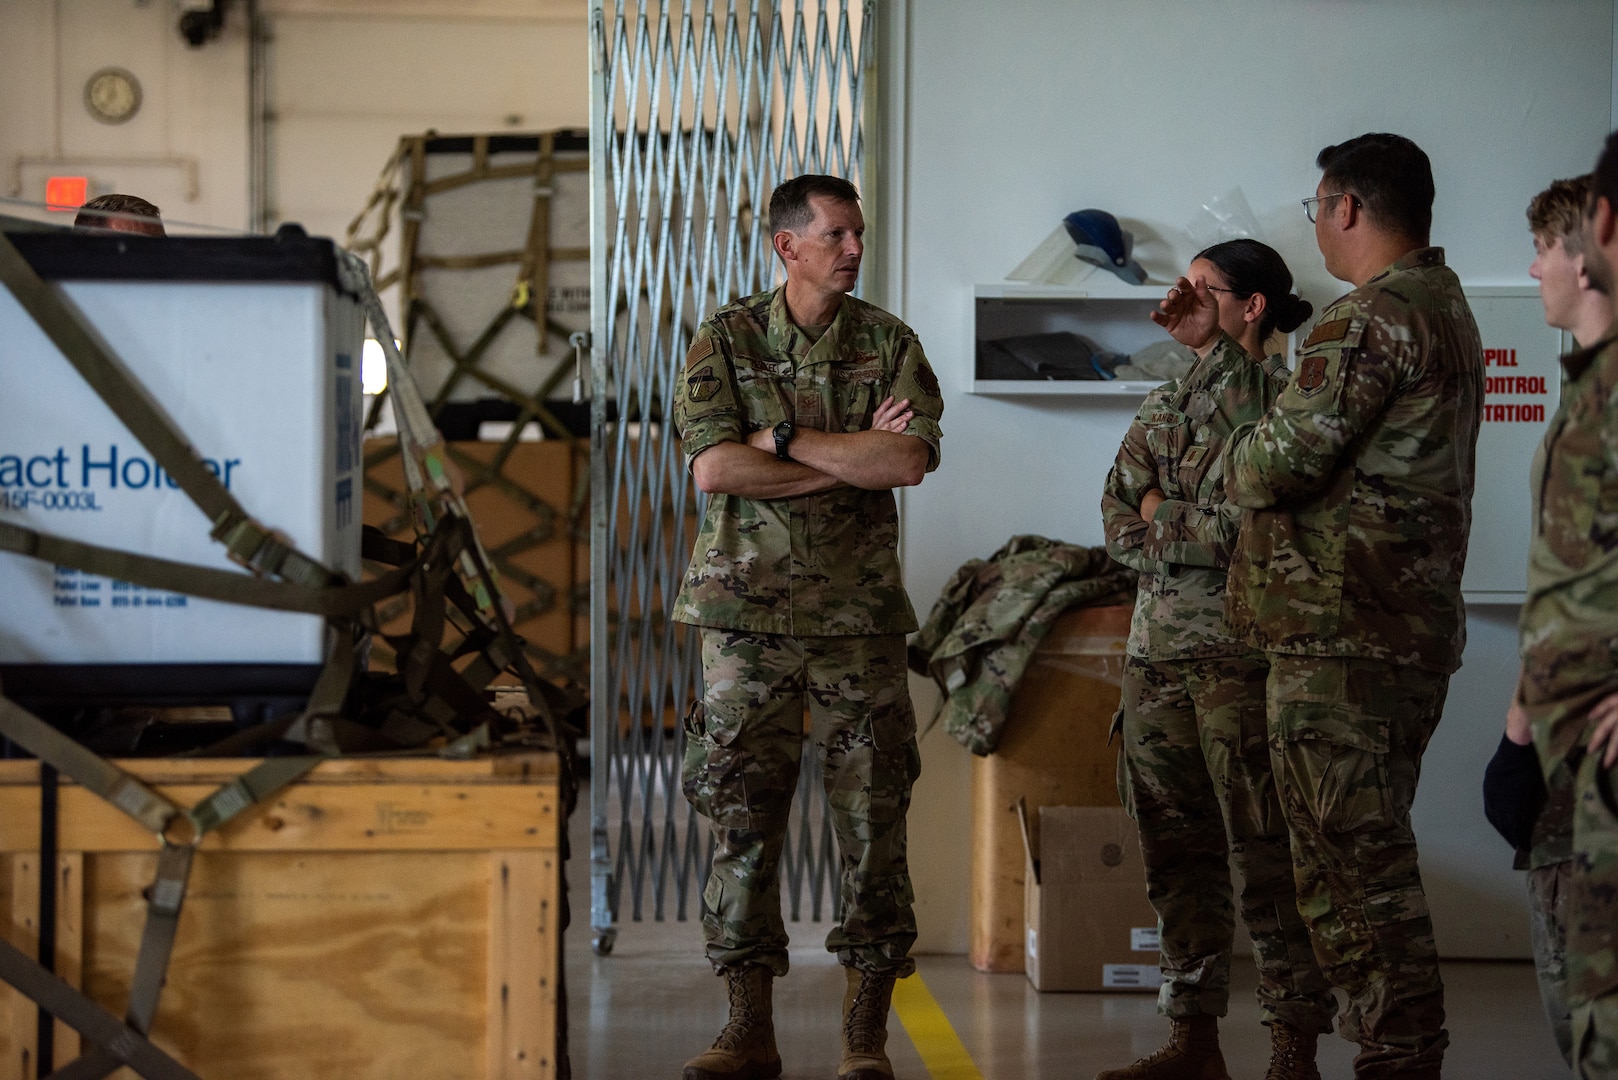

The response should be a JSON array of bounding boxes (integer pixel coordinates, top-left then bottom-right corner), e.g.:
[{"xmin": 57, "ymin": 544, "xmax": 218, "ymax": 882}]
[{"xmin": 1062, "ymin": 209, "xmax": 1147, "ymax": 285}]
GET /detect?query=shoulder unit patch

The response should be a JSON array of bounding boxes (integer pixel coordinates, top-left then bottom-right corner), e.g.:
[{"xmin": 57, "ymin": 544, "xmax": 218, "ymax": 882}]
[
  {"xmin": 687, "ymin": 370, "xmax": 722, "ymax": 403},
  {"xmin": 913, "ymin": 360, "xmax": 940, "ymax": 398},
  {"xmin": 1295, "ymin": 355, "xmax": 1330, "ymax": 396}
]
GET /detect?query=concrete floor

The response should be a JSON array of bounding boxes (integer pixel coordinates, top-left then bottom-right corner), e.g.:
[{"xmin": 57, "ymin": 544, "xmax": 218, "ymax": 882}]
[{"xmin": 563, "ymin": 823, "xmax": 1572, "ymax": 1079}]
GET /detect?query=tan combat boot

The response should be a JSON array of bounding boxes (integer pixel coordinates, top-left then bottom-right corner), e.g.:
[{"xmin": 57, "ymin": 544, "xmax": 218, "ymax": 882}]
[
  {"xmin": 1094, "ymin": 1015, "xmax": 1231, "ymax": 1080},
  {"xmin": 682, "ymin": 965, "xmax": 782, "ymax": 1080},
  {"xmin": 838, "ymin": 967, "xmax": 897, "ymax": 1080},
  {"xmin": 1263, "ymin": 1021, "xmax": 1321, "ymax": 1080}
]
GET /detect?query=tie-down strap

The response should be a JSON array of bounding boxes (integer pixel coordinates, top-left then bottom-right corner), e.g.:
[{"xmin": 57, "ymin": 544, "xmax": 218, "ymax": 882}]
[
  {"xmin": 0, "ymin": 697, "xmax": 323, "ymax": 840},
  {"xmin": 47, "ymin": 844, "xmax": 195, "ymax": 1080},
  {"xmin": 0, "ymin": 521, "xmax": 424, "ymax": 618},
  {"xmin": 0, "ymin": 938, "xmax": 200, "ymax": 1080},
  {"xmin": 0, "ymin": 694, "xmax": 330, "ymax": 1080}
]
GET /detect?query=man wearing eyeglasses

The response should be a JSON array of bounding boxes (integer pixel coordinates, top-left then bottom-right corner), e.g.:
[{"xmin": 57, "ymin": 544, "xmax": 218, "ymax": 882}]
[{"xmin": 1222, "ymin": 133, "xmax": 1484, "ymax": 1080}]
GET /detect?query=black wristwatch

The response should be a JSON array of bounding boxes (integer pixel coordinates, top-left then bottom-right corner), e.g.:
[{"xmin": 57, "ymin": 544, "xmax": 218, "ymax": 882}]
[{"xmin": 772, "ymin": 421, "xmax": 796, "ymax": 461}]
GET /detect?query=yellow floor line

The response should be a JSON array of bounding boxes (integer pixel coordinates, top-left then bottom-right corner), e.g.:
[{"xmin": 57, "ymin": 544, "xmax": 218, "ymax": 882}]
[{"xmin": 891, "ymin": 970, "xmax": 986, "ymax": 1080}]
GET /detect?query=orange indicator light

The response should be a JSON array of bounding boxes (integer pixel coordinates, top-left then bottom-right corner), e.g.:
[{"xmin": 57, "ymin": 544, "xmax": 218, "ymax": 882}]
[{"xmin": 45, "ymin": 176, "xmax": 88, "ymax": 211}]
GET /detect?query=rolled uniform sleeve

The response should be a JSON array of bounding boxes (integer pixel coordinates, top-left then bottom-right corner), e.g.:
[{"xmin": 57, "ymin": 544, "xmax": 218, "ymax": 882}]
[
  {"xmin": 1145, "ymin": 496, "xmax": 1239, "ymax": 570},
  {"xmin": 1226, "ymin": 316, "xmax": 1397, "ymax": 509},
  {"xmin": 673, "ymin": 325, "xmax": 742, "ymax": 470},
  {"xmin": 890, "ymin": 335, "xmax": 944, "ymax": 471}
]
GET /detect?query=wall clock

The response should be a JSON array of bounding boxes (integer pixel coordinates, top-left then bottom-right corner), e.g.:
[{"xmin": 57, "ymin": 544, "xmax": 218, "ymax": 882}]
[{"xmin": 84, "ymin": 67, "xmax": 142, "ymax": 125}]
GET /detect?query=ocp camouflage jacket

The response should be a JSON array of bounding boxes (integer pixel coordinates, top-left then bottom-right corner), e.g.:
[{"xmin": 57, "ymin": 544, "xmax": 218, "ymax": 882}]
[
  {"xmin": 671, "ymin": 286, "xmax": 944, "ymax": 636},
  {"xmin": 1102, "ymin": 335, "xmax": 1287, "ymax": 661},
  {"xmin": 1520, "ymin": 329, "xmax": 1618, "ymax": 772},
  {"xmin": 1224, "ymin": 248, "xmax": 1483, "ymax": 673}
]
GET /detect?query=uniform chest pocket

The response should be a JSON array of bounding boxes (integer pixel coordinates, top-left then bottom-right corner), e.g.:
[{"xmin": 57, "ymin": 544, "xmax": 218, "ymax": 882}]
[
  {"xmin": 732, "ymin": 357, "xmax": 794, "ymax": 418},
  {"xmin": 1542, "ymin": 400, "xmax": 1618, "ymax": 570},
  {"xmin": 830, "ymin": 366, "xmax": 889, "ymax": 432},
  {"xmin": 1544, "ymin": 458, "xmax": 1615, "ymax": 572},
  {"xmin": 1177, "ymin": 437, "xmax": 1224, "ymax": 501},
  {"xmin": 1143, "ymin": 408, "xmax": 1191, "ymax": 494}
]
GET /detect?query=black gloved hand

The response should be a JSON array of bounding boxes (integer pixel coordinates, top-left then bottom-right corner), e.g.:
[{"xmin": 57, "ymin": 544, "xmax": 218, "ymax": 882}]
[{"xmin": 1482, "ymin": 733, "xmax": 1547, "ymax": 852}]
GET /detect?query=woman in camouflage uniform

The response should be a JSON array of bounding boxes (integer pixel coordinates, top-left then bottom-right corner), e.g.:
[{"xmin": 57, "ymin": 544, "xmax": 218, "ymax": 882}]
[{"xmin": 1099, "ymin": 240, "xmax": 1335, "ymax": 1080}]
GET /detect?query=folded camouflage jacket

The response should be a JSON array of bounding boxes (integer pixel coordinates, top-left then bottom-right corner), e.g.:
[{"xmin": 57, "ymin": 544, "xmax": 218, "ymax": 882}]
[{"xmin": 907, "ymin": 535, "xmax": 1137, "ymax": 755}]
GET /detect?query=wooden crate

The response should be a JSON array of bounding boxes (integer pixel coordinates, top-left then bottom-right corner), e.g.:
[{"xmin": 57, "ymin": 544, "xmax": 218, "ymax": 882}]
[
  {"xmin": 970, "ymin": 605, "xmax": 1131, "ymax": 973},
  {"xmin": 0, "ymin": 754, "xmax": 561, "ymax": 1080}
]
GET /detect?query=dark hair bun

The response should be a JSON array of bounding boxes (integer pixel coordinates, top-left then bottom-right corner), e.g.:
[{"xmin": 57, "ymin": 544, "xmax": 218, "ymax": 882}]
[{"xmin": 1273, "ymin": 295, "xmax": 1313, "ymax": 335}]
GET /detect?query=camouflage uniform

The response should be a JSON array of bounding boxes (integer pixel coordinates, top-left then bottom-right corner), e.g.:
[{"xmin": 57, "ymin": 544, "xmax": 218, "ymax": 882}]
[
  {"xmin": 1524, "ymin": 792, "xmax": 1575, "ymax": 1065},
  {"xmin": 1102, "ymin": 336, "xmax": 1336, "ymax": 1034},
  {"xmin": 1225, "ymin": 248, "xmax": 1483, "ymax": 1078},
  {"xmin": 672, "ymin": 285, "xmax": 943, "ymax": 979},
  {"xmin": 1518, "ymin": 328, "xmax": 1618, "ymax": 1078}
]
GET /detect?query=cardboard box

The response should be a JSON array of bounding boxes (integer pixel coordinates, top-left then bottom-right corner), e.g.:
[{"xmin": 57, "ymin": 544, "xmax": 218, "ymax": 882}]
[
  {"xmin": 1019, "ymin": 801, "xmax": 1162, "ymax": 993},
  {"xmin": 970, "ymin": 604, "xmax": 1131, "ymax": 973}
]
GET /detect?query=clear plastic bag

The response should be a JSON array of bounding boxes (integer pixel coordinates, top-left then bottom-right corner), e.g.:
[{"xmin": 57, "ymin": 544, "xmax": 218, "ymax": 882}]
[{"xmin": 1186, "ymin": 186, "xmax": 1264, "ymax": 249}]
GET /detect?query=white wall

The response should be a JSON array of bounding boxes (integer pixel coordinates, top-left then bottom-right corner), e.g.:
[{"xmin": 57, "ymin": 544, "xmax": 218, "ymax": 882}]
[
  {"xmin": 894, "ymin": 0, "xmax": 1615, "ymax": 957},
  {"xmin": 266, "ymin": 12, "xmax": 589, "ymax": 241},
  {"xmin": 0, "ymin": 1, "xmax": 588, "ymax": 240},
  {"xmin": 0, "ymin": 0, "xmax": 250, "ymax": 231}
]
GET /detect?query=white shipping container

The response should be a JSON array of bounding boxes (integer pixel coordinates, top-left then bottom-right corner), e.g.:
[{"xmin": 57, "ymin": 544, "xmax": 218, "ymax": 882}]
[{"xmin": 0, "ymin": 229, "xmax": 364, "ymax": 700}]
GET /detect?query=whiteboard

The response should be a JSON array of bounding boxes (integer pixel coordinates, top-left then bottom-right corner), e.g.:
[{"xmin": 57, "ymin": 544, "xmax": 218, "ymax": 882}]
[{"xmin": 1460, "ymin": 286, "xmax": 1567, "ymax": 603}]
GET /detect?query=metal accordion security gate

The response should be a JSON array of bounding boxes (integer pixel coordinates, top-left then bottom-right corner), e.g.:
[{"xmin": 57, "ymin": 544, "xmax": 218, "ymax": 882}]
[{"xmin": 587, "ymin": 0, "xmax": 876, "ymax": 952}]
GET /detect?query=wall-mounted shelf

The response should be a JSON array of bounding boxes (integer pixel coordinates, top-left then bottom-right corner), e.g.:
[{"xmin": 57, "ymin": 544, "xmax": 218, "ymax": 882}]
[
  {"xmin": 969, "ymin": 282, "xmax": 1172, "ymax": 396},
  {"xmin": 972, "ymin": 378, "xmax": 1165, "ymax": 396}
]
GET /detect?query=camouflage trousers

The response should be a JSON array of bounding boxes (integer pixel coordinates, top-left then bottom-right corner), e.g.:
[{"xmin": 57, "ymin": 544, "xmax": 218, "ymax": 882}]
[
  {"xmin": 683, "ymin": 628, "xmax": 920, "ymax": 979},
  {"xmin": 1565, "ymin": 747, "xmax": 1618, "ymax": 1078},
  {"xmin": 1528, "ymin": 859, "xmax": 1574, "ymax": 1066},
  {"xmin": 1266, "ymin": 655, "xmax": 1448, "ymax": 1078},
  {"xmin": 1119, "ymin": 653, "xmax": 1336, "ymax": 1032}
]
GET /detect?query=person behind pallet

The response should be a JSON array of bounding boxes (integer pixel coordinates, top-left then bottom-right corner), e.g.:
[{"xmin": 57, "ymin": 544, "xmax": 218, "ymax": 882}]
[
  {"xmin": 73, "ymin": 193, "xmax": 166, "ymax": 237},
  {"xmin": 670, "ymin": 173, "xmax": 944, "ymax": 1080},
  {"xmin": 1482, "ymin": 172, "xmax": 1613, "ymax": 1068},
  {"xmin": 1515, "ymin": 130, "xmax": 1618, "ymax": 1079},
  {"xmin": 1223, "ymin": 133, "xmax": 1483, "ymax": 1080},
  {"xmin": 1100, "ymin": 239, "xmax": 1333, "ymax": 1080}
]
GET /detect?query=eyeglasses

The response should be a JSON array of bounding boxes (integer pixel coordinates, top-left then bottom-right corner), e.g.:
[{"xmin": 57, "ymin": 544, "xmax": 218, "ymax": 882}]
[
  {"xmin": 1302, "ymin": 192, "xmax": 1357, "ymax": 223},
  {"xmin": 1203, "ymin": 285, "xmax": 1247, "ymax": 297}
]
